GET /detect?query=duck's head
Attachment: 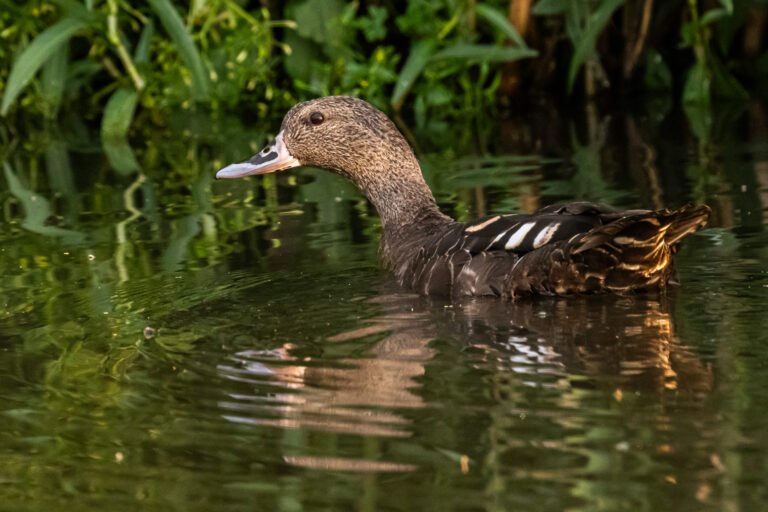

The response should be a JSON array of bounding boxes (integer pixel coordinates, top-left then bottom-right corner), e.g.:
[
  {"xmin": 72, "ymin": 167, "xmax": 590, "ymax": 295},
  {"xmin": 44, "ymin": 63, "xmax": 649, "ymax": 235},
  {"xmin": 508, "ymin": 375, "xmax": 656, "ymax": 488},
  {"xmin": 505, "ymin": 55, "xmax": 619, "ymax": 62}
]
[
  {"xmin": 217, "ymin": 96, "xmax": 444, "ymax": 229},
  {"xmin": 217, "ymin": 96, "xmax": 420, "ymax": 187}
]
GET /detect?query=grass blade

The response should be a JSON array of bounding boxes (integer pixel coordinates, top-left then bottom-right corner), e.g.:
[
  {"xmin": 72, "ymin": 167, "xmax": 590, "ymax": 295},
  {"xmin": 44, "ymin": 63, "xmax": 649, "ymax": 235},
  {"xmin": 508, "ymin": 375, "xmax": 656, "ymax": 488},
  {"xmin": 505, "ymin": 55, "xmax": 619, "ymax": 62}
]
[
  {"xmin": 475, "ymin": 4, "xmax": 528, "ymax": 48},
  {"xmin": 101, "ymin": 87, "xmax": 139, "ymax": 141},
  {"xmin": 0, "ymin": 17, "xmax": 87, "ymax": 115},
  {"xmin": 148, "ymin": 0, "xmax": 209, "ymax": 101},
  {"xmin": 432, "ymin": 44, "xmax": 537, "ymax": 63},
  {"xmin": 391, "ymin": 40, "xmax": 436, "ymax": 111}
]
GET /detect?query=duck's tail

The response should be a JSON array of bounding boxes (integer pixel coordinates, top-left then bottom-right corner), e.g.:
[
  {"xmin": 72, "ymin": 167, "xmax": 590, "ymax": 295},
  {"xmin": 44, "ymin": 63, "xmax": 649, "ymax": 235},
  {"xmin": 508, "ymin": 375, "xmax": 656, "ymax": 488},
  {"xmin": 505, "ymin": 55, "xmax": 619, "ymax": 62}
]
[{"xmin": 504, "ymin": 204, "xmax": 711, "ymax": 298}]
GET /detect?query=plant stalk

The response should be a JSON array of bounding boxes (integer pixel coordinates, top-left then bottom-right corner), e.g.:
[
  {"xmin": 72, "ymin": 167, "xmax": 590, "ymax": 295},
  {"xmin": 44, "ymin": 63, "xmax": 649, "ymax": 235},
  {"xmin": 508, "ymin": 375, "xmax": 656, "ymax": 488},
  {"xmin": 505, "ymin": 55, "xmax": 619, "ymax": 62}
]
[{"xmin": 107, "ymin": 0, "xmax": 145, "ymax": 91}]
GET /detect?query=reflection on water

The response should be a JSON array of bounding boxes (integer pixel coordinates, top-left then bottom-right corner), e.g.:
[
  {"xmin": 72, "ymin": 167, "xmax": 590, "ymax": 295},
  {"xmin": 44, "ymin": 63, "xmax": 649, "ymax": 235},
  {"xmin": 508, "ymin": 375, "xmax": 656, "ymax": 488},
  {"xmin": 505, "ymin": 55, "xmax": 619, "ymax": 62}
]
[
  {"xmin": 218, "ymin": 293, "xmax": 436, "ymax": 442},
  {"xmin": 1, "ymin": 103, "xmax": 767, "ymax": 511},
  {"xmin": 220, "ymin": 290, "xmax": 714, "ymax": 438}
]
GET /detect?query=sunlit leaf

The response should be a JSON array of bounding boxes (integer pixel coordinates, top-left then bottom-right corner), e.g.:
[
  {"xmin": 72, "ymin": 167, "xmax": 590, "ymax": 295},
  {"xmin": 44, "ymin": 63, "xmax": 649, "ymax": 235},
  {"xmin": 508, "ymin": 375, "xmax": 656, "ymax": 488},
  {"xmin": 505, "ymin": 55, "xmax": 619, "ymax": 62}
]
[
  {"xmin": 475, "ymin": 4, "xmax": 528, "ymax": 48},
  {"xmin": 391, "ymin": 40, "xmax": 436, "ymax": 111},
  {"xmin": 0, "ymin": 17, "xmax": 87, "ymax": 115},
  {"xmin": 432, "ymin": 44, "xmax": 537, "ymax": 63},
  {"xmin": 148, "ymin": 0, "xmax": 210, "ymax": 100}
]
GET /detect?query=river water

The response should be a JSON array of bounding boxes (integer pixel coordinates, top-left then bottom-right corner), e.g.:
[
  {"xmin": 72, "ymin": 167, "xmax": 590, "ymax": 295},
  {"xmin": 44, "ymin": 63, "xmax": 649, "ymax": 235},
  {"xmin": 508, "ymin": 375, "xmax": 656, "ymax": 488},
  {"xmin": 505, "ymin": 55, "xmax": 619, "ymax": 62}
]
[{"xmin": 1, "ymin": 102, "xmax": 767, "ymax": 511}]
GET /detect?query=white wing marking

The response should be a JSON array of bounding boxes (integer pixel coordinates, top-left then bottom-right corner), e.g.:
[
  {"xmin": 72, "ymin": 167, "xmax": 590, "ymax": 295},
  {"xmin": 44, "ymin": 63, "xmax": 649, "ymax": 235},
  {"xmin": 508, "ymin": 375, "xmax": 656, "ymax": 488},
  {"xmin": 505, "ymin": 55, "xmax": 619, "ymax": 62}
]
[
  {"xmin": 504, "ymin": 222, "xmax": 536, "ymax": 250},
  {"xmin": 532, "ymin": 222, "xmax": 560, "ymax": 248},
  {"xmin": 465, "ymin": 215, "xmax": 501, "ymax": 233}
]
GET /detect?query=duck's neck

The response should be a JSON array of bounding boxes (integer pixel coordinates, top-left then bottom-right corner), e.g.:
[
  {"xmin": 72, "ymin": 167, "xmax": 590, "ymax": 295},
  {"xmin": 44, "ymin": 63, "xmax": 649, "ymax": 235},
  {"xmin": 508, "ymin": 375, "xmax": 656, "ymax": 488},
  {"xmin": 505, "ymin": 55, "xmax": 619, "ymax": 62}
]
[{"xmin": 346, "ymin": 156, "xmax": 452, "ymax": 235}]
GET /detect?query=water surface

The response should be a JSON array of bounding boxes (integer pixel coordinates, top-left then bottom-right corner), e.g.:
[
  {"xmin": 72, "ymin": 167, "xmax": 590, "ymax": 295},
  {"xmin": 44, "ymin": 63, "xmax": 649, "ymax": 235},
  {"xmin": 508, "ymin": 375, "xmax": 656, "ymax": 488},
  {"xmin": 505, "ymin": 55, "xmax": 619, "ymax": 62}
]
[{"xmin": 1, "ymin": 103, "xmax": 767, "ymax": 511}]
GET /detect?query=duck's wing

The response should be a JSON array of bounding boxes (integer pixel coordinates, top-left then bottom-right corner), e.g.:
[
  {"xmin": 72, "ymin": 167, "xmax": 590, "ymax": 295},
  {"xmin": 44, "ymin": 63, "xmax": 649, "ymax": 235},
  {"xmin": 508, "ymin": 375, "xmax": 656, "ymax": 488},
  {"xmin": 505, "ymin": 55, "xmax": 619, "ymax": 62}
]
[
  {"xmin": 503, "ymin": 203, "xmax": 711, "ymax": 298},
  {"xmin": 397, "ymin": 202, "xmax": 709, "ymax": 298},
  {"xmin": 456, "ymin": 202, "xmax": 635, "ymax": 255},
  {"xmin": 403, "ymin": 202, "xmax": 628, "ymax": 296}
]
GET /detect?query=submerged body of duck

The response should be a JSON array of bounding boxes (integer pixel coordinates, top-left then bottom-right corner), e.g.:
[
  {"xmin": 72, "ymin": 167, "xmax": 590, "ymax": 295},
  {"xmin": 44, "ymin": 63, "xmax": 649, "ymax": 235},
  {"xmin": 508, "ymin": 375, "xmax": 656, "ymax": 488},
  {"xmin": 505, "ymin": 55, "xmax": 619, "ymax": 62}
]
[{"xmin": 217, "ymin": 96, "xmax": 710, "ymax": 299}]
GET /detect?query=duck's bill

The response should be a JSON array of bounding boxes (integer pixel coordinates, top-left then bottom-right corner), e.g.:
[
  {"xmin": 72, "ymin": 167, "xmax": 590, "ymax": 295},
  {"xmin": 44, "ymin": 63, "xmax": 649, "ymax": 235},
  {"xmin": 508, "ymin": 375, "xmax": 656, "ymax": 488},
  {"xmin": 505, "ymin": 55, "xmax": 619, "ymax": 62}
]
[{"xmin": 216, "ymin": 131, "xmax": 300, "ymax": 179}]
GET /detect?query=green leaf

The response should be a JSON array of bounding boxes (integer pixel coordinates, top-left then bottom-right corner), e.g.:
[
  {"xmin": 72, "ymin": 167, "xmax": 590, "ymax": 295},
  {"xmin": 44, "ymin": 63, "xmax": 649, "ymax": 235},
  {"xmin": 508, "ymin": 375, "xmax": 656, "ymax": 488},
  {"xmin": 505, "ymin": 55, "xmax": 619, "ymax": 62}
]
[
  {"xmin": 101, "ymin": 87, "xmax": 142, "ymax": 174},
  {"xmin": 532, "ymin": 0, "xmax": 568, "ymax": 16},
  {"xmin": 101, "ymin": 88, "xmax": 139, "ymax": 141},
  {"xmin": 432, "ymin": 44, "xmax": 537, "ymax": 63},
  {"xmin": 567, "ymin": 0, "xmax": 624, "ymax": 92},
  {"xmin": 683, "ymin": 61, "xmax": 710, "ymax": 105},
  {"xmin": 700, "ymin": 8, "xmax": 728, "ymax": 26},
  {"xmin": 684, "ymin": 102, "xmax": 712, "ymax": 140},
  {"xmin": 358, "ymin": 5, "xmax": 388, "ymax": 42},
  {"xmin": 391, "ymin": 40, "xmax": 436, "ymax": 111},
  {"xmin": 679, "ymin": 20, "xmax": 696, "ymax": 48},
  {"xmin": 103, "ymin": 141, "xmax": 141, "ymax": 175},
  {"xmin": 41, "ymin": 43, "xmax": 69, "ymax": 116},
  {"xmin": 292, "ymin": 0, "xmax": 350, "ymax": 59},
  {"xmin": 52, "ymin": 0, "xmax": 91, "ymax": 18},
  {"xmin": 134, "ymin": 20, "xmax": 155, "ymax": 64},
  {"xmin": 475, "ymin": 4, "xmax": 528, "ymax": 48},
  {"xmin": 0, "ymin": 17, "xmax": 87, "ymax": 115},
  {"xmin": 294, "ymin": 0, "xmax": 345, "ymax": 43},
  {"xmin": 148, "ymin": 0, "xmax": 209, "ymax": 100},
  {"xmin": 101, "ymin": 88, "xmax": 141, "ymax": 180}
]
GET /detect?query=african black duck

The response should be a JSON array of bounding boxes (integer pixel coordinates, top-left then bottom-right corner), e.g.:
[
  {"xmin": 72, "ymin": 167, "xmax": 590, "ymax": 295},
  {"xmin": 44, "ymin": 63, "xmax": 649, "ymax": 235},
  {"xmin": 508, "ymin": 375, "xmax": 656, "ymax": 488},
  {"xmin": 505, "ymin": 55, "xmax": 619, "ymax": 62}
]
[{"xmin": 217, "ymin": 96, "xmax": 710, "ymax": 299}]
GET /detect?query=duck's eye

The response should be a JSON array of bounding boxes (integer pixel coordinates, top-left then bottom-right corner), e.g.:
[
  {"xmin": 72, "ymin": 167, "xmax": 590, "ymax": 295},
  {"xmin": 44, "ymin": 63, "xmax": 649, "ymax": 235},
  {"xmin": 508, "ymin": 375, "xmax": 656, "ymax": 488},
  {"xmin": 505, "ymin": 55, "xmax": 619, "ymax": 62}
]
[{"xmin": 309, "ymin": 112, "xmax": 325, "ymax": 125}]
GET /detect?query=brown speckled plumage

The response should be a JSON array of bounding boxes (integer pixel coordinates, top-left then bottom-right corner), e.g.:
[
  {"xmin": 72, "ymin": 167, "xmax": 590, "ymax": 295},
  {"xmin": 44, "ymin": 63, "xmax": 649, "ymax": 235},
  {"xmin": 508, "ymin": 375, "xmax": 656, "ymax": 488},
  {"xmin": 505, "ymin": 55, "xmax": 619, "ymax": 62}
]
[{"xmin": 217, "ymin": 96, "xmax": 710, "ymax": 299}]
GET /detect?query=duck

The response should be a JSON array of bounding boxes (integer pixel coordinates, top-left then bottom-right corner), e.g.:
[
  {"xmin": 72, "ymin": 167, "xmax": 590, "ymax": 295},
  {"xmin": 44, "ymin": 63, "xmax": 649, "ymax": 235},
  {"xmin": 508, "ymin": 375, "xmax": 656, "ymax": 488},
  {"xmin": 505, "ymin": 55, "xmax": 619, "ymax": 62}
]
[{"xmin": 217, "ymin": 96, "xmax": 710, "ymax": 299}]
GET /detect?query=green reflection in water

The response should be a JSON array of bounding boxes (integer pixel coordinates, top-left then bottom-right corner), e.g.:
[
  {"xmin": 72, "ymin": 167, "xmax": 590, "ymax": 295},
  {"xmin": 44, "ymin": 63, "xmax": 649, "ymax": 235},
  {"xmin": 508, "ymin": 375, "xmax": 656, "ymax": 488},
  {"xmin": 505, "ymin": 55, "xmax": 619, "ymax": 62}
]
[{"xmin": 1, "ymin": 103, "xmax": 768, "ymax": 511}]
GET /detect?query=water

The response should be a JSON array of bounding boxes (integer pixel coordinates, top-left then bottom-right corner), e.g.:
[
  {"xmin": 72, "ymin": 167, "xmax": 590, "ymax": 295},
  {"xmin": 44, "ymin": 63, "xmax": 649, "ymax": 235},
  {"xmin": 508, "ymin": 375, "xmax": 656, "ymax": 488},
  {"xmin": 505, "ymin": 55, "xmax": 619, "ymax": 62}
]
[{"xmin": 1, "ymin": 103, "xmax": 768, "ymax": 511}]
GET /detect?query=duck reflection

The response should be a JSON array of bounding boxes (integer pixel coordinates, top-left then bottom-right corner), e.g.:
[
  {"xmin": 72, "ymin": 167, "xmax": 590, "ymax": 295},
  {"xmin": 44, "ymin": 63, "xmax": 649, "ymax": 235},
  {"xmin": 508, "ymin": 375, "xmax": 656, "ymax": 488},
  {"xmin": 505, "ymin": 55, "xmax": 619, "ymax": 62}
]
[
  {"xmin": 446, "ymin": 295, "xmax": 713, "ymax": 395},
  {"xmin": 216, "ymin": 292, "xmax": 437, "ymax": 440},
  {"xmin": 217, "ymin": 288, "xmax": 712, "ymax": 448}
]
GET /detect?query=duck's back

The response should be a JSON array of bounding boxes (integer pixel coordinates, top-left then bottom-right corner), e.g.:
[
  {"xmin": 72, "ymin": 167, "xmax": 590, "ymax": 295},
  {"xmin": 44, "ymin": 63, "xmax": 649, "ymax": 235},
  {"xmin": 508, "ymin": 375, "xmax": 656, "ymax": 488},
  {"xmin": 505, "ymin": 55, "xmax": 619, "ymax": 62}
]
[{"xmin": 382, "ymin": 202, "xmax": 710, "ymax": 298}]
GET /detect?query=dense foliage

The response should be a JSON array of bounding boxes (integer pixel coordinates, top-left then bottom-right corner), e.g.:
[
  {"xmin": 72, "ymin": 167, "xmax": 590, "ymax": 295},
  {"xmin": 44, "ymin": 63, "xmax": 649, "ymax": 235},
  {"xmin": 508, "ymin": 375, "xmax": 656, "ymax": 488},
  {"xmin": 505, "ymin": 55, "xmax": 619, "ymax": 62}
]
[{"xmin": 1, "ymin": 0, "xmax": 767, "ymax": 138}]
